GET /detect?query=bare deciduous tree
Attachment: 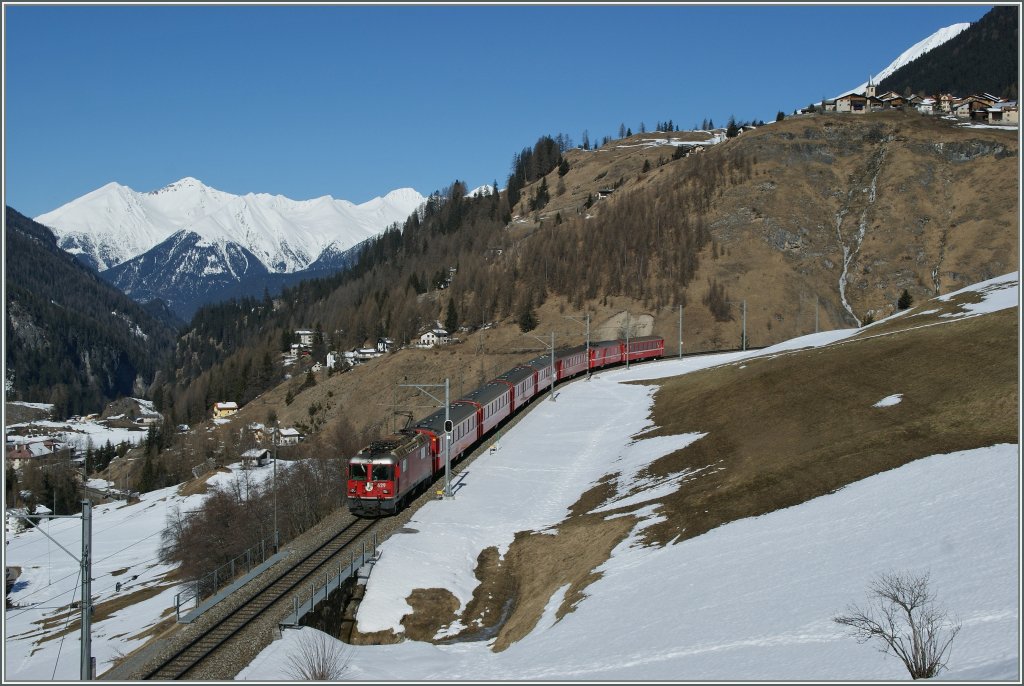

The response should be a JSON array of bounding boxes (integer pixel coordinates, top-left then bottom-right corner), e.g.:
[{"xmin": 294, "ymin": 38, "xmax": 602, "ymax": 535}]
[
  {"xmin": 834, "ymin": 570, "xmax": 961, "ymax": 679},
  {"xmin": 285, "ymin": 628, "xmax": 350, "ymax": 680}
]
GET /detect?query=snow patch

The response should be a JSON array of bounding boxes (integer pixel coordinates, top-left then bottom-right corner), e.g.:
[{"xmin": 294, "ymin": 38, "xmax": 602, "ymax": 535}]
[{"xmin": 873, "ymin": 394, "xmax": 903, "ymax": 408}]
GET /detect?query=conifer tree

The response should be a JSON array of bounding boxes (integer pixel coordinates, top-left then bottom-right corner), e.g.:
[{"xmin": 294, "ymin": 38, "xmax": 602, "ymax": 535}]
[
  {"xmin": 445, "ymin": 298, "xmax": 459, "ymax": 333},
  {"xmin": 726, "ymin": 116, "xmax": 739, "ymax": 138},
  {"xmin": 898, "ymin": 289, "xmax": 913, "ymax": 310}
]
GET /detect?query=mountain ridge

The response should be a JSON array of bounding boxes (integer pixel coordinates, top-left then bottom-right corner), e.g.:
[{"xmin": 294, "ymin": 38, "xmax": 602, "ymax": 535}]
[{"xmin": 35, "ymin": 177, "xmax": 426, "ymax": 273}]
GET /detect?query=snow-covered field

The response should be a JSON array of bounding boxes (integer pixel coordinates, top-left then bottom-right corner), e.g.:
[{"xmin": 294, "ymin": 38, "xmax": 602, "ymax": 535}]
[
  {"xmin": 238, "ymin": 273, "xmax": 1019, "ymax": 682},
  {"xmin": 4, "ymin": 273, "xmax": 1019, "ymax": 681},
  {"xmin": 5, "ymin": 398, "xmax": 161, "ymax": 453},
  {"xmin": 243, "ymin": 444, "xmax": 1017, "ymax": 681},
  {"xmin": 3, "ymin": 461, "xmax": 284, "ymax": 680}
]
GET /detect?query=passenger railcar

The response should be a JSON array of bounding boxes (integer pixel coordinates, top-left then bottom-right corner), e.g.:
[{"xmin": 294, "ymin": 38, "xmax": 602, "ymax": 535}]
[
  {"xmin": 554, "ymin": 344, "xmax": 589, "ymax": 380},
  {"xmin": 454, "ymin": 382, "xmax": 512, "ymax": 440},
  {"xmin": 346, "ymin": 334, "xmax": 665, "ymax": 516},
  {"xmin": 622, "ymin": 335, "xmax": 665, "ymax": 363},
  {"xmin": 589, "ymin": 340, "xmax": 623, "ymax": 369},
  {"xmin": 525, "ymin": 352, "xmax": 555, "ymax": 392},
  {"xmin": 414, "ymin": 402, "xmax": 478, "ymax": 470},
  {"xmin": 493, "ymin": 365, "xmax": 539, "ymax": 411}
]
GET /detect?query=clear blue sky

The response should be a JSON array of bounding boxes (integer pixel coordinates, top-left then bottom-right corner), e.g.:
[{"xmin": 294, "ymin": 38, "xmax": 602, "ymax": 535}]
[{"xmin": 4, "ymin": 3, "xmax": 993, "ymax": 217}]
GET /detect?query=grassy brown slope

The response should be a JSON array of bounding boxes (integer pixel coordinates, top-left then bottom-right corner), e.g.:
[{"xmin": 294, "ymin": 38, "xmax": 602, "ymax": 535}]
[{"xmin": 635, "ymin": 305, "xmax": 1018, "ymax": 547}]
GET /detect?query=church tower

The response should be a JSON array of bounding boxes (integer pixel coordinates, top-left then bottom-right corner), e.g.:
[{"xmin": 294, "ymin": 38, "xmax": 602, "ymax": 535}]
[{"xmin": 865, "ymin": 75, "xmax": 876, "ymax": 98}]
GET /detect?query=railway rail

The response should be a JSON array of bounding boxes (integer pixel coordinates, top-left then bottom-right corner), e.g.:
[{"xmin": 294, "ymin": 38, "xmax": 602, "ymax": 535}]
[{"xmin": 142, "ymin": 517, "xmax": 376, "ymax": 680}]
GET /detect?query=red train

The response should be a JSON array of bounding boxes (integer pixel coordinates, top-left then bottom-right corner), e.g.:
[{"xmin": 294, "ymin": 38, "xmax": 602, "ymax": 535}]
[{"xmin": 346, "ymin": 335, "xmax": 664, "ymax": 516}]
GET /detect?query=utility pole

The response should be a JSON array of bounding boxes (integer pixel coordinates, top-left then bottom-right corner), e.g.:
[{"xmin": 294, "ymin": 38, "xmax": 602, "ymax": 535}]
[
  {"xmin": 625, "ymin": 312, "xmax": 631, "ymax": 370},
  {"xmin": 523, "ymin": 332, "xmax": 556, "ymax": 400},
  {"xmin": 550, "ymin": 331, "xmax": 554, "ymax": 396},
  {"xmin": 273, "ymin": 420, "xmax": 279, "ymax": 553},
  {"xmin": 678, "ymin": 304, "xmax": 684, "ymax": 358},
  {"xmin": 400, "ymin": 379, "xmax": 453, "ymax": 497},
  {"xmin": 563, "ymin": 312, "xmax": 591, "ymax": 379},
  {"xmin": 14, "ymin": 502, "xmax": 93, "ymax": 680},
  {"xmin": 740, "ymin": 300, "xmax": 747, "ymax": 350},
  {"xmin": 81, "ymin": 500, "xmax": 92, "ymax": 680},
  {"xmin": 727, "ymin": 299, "xmax": 747, "ymax": 351}
]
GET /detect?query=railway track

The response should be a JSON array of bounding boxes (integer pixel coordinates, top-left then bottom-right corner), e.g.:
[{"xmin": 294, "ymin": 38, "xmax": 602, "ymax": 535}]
[{"xmin": 142, "ymin": 517, "xmax": 376, "ymax": 680}]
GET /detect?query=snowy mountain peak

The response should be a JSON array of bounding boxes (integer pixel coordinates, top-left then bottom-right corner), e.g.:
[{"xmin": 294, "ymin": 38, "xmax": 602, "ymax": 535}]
[
  {"xmin": 150, "ymin": 176, "xmax": 208, "ymax": 194},
  {"xmin": 382, "ymin": 187, "xmax": 424, "ymax": 204}
]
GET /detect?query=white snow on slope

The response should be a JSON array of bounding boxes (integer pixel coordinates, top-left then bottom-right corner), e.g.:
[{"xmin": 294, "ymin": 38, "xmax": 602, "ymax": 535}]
[
  {"xmin": 34, "ymin": 178, "xmax": 425, "ymax": 272},
  {"xmin": 838, "ymin": 22, "xmax": 970, "ymax": 97},
  {"xmin": 3, "ymin": 460, "xmax": 288, "ymax": 680},
  {"xmin": 238, "ymin": 272, "xmax": 1019, "ymax": 682}
]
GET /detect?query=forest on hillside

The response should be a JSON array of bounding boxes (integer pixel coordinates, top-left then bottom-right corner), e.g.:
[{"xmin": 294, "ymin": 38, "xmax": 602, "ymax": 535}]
[
  {"xmin": 155, "ymin": 133, "xmax": 753, "ymax": 426},
  {"xmin": 4, "ymin": 207, "xmax": 179, "ymax": 417}
]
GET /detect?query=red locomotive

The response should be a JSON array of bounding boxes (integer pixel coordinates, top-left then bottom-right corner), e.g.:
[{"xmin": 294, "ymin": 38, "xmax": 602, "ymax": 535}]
[{"xmin": 346, "ymin": 334, "xmax": 665, "ymax": 516}]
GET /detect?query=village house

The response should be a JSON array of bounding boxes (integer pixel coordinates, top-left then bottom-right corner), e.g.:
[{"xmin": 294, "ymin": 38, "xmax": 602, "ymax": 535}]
[
  {"xmin": 354, "ymin": 347, "xmax": 381, "ymax": 362},
  {"xmin": 240, "ymin": 448, "xmax": 270, "ymax": 468},
  {"xmin": 938, "ymin": 93, "xmax": 958, "ymax": 113},
  {"xmin": 5, "ymin": 437, "xmax": 65, "ymax": 470},
  {"xmin": 295, "ymin": 329, "xmax": 315, "ymax": 348},
  {"xmin": 987, "ymin": 101, "xmax": 1018, "ymax": 125},
  {"xmin": 277, "ymin": 427, "xmax": 302, "ymax": 446},
  {"xmin": 915, "ymin": 97, "xmax": 937, "ymax": 115},
  {"xmin": 376, "ymin": 337, "xmax": 395, "ymax": 353},
  {"xmin": 212, "ymin": 402, "xmax": 238, "ymax": 419},
  {"xmin": 834, "ymin": 92, "xmax": 883, "ymax": 114},
  {"xmin": 879, "ymin": 93, "xmax": 909, "ymax": 109},
  {"xmin": 418, "ymin": 328, "xmax": 450, "ymax": 347},
  {"xmin": 248, "ymin": 422, "xmax": 266, "ymax": 443}
]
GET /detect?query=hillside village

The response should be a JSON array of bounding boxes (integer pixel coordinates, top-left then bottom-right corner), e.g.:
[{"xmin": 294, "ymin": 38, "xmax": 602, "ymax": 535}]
[{"xmin": 816, "ymin": 77, "xmax": 1018, "ymax": 124}]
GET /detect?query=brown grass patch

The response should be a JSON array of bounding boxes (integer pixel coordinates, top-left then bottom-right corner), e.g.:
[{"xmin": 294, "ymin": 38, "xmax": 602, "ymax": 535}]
[
  {"xmin": 486, "ymin": 515, "xmax": 635, "ymax": 652},
  {"xmin": 633, "ymin": 306, "xmax": 1017, "ymax": 547},
  {"xmin": 402, "ymin": 588, "xmax": 462, "ymax": 641},
  {"xmin": 128, "ymin": 615, "xmax": 176, "ymax": 643},
  {"xmin": 387, "ymin": 513, "xmax": 636, "ymax": 652},
  {"xmin": 35, "ymin": 583, "xmax": 173, "ymax": 642},
  {"xmin": 176, "ymin": 466, "xmax": 231, "ymax": 497}
]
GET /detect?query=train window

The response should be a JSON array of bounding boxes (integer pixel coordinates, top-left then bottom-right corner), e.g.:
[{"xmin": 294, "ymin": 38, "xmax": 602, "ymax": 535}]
[
  {"xmin": 350, "ymin": 464, "xmax": 368, "ymax": 480},
  {"xmin": 372, "ymin": 464, "xmax": 392, "ymax": 481}
]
